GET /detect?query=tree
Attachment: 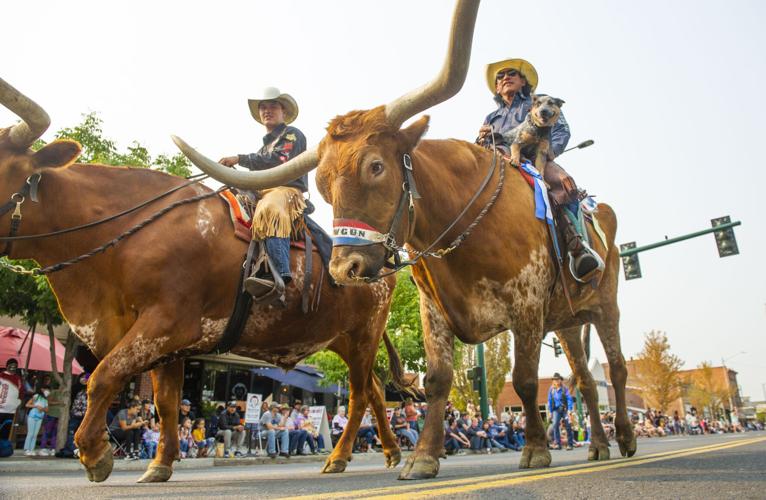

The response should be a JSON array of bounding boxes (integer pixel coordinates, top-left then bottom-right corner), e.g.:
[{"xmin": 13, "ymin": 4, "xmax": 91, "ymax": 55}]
[
  {"xmin": 1, "ymin": 112, "xmax": 193, "ymax": 449},
  {"xmin": 449, "ymin": 332, "xmax": 512, "ymax": 412},
  {"xmin": 306, "ymin": 268, "xmax": 426, "ymax": 389},
  {"xmin": 687, "ymin": 361, "xmax": 730, "ymax": 419},
  {"xmin": 633, "ymin": 330, "xmax": 684, "ymax": 412}
]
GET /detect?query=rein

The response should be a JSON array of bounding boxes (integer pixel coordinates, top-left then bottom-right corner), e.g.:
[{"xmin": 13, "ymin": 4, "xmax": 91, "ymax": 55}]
[
  {"xmin": 0, "ymin": 172, "xmax": 221, "ymax": 276},
  {"xmin": 334, "ymin": 142, "xmax": 505, "ymax": 282}
]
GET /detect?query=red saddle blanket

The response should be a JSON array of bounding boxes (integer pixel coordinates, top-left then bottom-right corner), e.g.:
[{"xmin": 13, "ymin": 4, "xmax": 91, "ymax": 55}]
[{"xmin": 219, "ymin": 190, "xmax": 309, "ymax": 249}]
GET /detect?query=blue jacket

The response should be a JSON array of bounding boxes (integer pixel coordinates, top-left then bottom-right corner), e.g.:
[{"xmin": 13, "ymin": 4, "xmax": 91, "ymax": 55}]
[
  {"xmin": 548, "ymin": 385, "xmax": 573, "ymax": 413},
  {"xmin": 483, "ymin": 92, "xmax": 571, "ymax": 157}
]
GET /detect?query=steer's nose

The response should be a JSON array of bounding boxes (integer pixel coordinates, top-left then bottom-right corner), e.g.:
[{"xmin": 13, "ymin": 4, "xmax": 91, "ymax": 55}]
[{"xmin": 329, "ymin": 253, "xmax": 367, "ymax": 286}]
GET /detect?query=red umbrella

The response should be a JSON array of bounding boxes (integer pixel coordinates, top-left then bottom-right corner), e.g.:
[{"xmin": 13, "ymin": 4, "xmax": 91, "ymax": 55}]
[{"xmin": 0, "ymin": 326, "xmax": 84, "ymax": 375}]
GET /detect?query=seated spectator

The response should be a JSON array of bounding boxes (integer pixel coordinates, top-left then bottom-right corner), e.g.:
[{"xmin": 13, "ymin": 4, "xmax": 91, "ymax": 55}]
[
  {"xmin": 216, "ymin": 401, "xmax": 246, "ymax": 458},
  {"xmin": 298, "ymin": 405, "xmax": 327, "ymax": 454},
  {"xmin": 512, "ymin": 416, "xmax": 526, "ymax": 447},
  {"xmin": 192, "ymin": 418, "xmax": 215, "ymax": 457},
  {"xmin": 286, "ymin": 404, "xmax": 309, "ymax": 456},
  {"xmin": 58, "ymin": 373, "xmax": 89, "ymax": 458},
  {"xmin": 290, "ymin": 400, "xmax": 302, "ymax": 421},
  {"xmin": 108, "ymin": 399, "xmax": 144, "ymax": 459},
  {"xmin": 331, "ymin": 406, "xmax": 348, "ymax": 446},
  {"xmin": 355, "ymin": 408, "xmax": 378, "ymax": 453},
  {"xmin": 391, "ymin": 407, "xmax": 418, "ymax": 447},
  {"xmin": 444, "ymin": 417, "xmax": 470, "ymax": 454},
  {"xmin": 178, "ymin": 399, "xmax": 195, "ymax": 425},
  {"xmin": 465, "ymin": 417, "xmax": 490, "ymax": 452},
  {"xmin": 142, "ymin": 422, "xmax": 160, "ymax": 459},
  {"xmin": 139, "ymin": 399, "xmax": 155, "ymax": 430},
  {"xmin": 260, "ymin": 402, "xmax": 289, "ymax": 458},
  {"xmin": 482, "ymin": 419, "xmax": 506, "ymax": 451},
  {"xmin": 179, "ymin": 417, "xmax": 195, "ymax": 458},
  {"xmin": 404, "ymin": 398, "xmax": 419, "ymax": 433},
  {"xmin": 488, "ymin": 417, "xmax": 517, "ymax": 451}
]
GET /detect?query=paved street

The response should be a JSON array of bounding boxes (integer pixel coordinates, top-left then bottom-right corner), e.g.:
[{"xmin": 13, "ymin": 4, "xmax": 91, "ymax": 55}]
[{"xmin": 1, "ymin": 432, "xmax": 764, "ymax": 499}]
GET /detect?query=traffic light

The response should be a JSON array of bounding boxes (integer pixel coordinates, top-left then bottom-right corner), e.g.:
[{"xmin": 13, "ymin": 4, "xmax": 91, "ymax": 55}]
[
  {"xmin": 711, "ymin": 216, "xmax": 739, "ymax": 257},
  {"xmin": 467, "ymin": 366, "xmax": 482, "ymax": 391},
  {"xmin": 552, "ymin": 337, "xmax": 563, "ymax": 357},
  {"xmin": 620, "ymin": 242, "xmax": 642, "ymax": 280}
]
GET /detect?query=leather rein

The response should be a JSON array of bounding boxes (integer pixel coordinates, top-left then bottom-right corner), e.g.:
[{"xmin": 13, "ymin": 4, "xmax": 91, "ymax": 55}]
[{"xmin": 0, "ymin": 172, "xmax": 220, "ymax": 275}]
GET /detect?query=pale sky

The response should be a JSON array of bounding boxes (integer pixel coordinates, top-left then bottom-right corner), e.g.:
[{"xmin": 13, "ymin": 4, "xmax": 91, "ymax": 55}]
[{"xmin": 3, "ymin": 1, "xmax": 764, "ymax": 400}]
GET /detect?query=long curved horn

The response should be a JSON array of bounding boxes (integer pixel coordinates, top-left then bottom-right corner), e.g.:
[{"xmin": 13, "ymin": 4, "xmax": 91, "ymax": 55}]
[
  {"xmin": 0, "ymin": 78, "xmax": 51, "ymax": 148},
  {"xmin": 384, "ymin": 0, "xmax": 480, "ymax": 129},
  {"xmin": 172, "ymin": 135, "xmax": 318, "ymax": 190}
]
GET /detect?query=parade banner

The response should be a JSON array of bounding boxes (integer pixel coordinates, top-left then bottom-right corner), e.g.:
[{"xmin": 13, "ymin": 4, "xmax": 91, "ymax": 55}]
[
  {"xmin": 0, "ymin": 376, "xmax": 20, "ymax": 413},
  {"xmin": 244, "ymin": 393, "xmax": 263, "ymax": 424},
  {"xmin": 309, "ymin": 405, "xmax": 334, "ymax": 451}
]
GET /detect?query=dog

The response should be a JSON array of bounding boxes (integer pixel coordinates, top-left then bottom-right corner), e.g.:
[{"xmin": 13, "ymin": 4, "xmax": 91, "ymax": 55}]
[{"xmin": 504, "ymin": 95, "xmax": 565, "ymax": 179}]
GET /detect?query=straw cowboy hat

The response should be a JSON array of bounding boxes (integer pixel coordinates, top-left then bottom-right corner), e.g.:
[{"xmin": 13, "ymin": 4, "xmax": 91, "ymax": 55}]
[
  {"xmin": 485, "ymin": 58, "xmax": 539, "ymax": 95},
  {"xmin": 247, "ymin": 87, "xmax": 299, "ymax": 125}
]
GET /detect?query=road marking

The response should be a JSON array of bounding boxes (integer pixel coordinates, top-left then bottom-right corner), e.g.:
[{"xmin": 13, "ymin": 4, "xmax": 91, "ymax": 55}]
[{"xmin": 278, "ymin": 436, "xmax": 766, "ymax": 500}]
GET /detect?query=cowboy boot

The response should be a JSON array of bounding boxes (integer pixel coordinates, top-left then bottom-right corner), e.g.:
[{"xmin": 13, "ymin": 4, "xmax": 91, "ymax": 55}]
[
  {"xmin": 244, "ymin": 243, "xmax": 286, "ymax": 306},
  {"xmin": 557, "ymin": 211, "xmax": 603, "ymax": 283}
]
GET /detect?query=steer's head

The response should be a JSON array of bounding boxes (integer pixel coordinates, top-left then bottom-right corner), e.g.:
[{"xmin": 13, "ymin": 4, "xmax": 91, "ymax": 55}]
[
  {"xmin": 315, "ymin": 107, "xmax": 429, "ymax": 283},
  {"xmin": 172, "ymin": 0, "xmax": 480, "ymax": 284},
  {"xmin": 0, "ymin": 79, "xmax": 81, "ymax": 254}
]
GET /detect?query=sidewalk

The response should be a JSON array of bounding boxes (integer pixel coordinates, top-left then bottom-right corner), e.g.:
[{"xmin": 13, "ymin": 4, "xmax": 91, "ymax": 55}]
[{"xmin": 0, "ymin": 449, "xmax": 339, "ymax": 473}]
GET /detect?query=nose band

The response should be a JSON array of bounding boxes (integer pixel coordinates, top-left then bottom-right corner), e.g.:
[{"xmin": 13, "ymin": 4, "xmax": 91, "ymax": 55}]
[{"xmin": 332, "ymin": 218, "xmax": 386, "ymax": 246}]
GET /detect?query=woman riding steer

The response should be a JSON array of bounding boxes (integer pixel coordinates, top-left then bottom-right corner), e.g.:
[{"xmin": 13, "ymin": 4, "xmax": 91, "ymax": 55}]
[{"xmin": 477, "ymin": 58, "xmax": 602, "ymax": 283}]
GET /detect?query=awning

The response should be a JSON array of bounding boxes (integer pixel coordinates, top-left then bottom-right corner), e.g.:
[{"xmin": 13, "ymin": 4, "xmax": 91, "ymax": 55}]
[
  {"xmin": 251, "ymin": 365, "xmax": 346, "ymax": 395},
  {"xmin": 0, "ymin": 326, "xmax": 84, "ymax": 375}
]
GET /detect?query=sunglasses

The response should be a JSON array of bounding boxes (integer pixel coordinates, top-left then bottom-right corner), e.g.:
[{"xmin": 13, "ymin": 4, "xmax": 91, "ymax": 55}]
[{"xmin": 495, "ymin": 69, "xmax": 520, "ymax": 80}]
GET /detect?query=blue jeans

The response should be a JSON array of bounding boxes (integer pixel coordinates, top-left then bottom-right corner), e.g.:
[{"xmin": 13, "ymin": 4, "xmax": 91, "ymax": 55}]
[
  {"xmin": 266, "ymin": 429, "xmax": 289, "ymax": 454},
  {"xmin": 552, "ymin": 409, "xmax": 573, "ymax": 447},
  {"xmin": 396, "ymin": 428, "xmax": 418, "ymax": 445},
  {"xmin": 64, "ymin": 416, "xmax": 82, "ymax": 452},
  {"xmin": 289, "ymin": 429, "xmax": 308, "ymax": 454},
  {"xmin": 357, "ymin": 426, "xmax": 377, "ymax": 445},
  {"xmin": 265, "ymin": 237, "xmax": 291, "ymax": 279},
  {"xmin": 143, "ymin": 441, "xmax": 158, "ymax": 459},
  {"xmin": 305, "ymin": 433, "xmax": 324, "ymax": 452},
  {"xmin": 25, "ymin": 416, "xmax": 43, "ymax": 451}
]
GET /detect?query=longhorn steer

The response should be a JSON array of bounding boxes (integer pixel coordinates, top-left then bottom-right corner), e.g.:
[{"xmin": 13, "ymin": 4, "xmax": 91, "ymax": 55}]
[
  {"xmin": 0, "ymin": 78, "xmax": 403, "ymax": 483},
  {"xmin": 173, "ymin": 0, "xmax": 636, "ymax": 481}
]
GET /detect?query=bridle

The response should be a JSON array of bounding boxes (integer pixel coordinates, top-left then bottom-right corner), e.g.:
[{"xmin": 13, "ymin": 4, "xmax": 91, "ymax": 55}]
[
  {"xmin": 332, "ymin": 141, "xmax": 506, "ymax": 282},
  {"xmin": 0, "ymin": 172, "xmax": 220, "ymax": 275}
]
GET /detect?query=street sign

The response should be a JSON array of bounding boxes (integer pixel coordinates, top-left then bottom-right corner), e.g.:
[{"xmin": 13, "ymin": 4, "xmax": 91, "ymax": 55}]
[
  {"xmin": 712, "ymin": 216, "xmax": 739, "ymax": 257},
  {"xmin": 620, "ymin": 242, "xmax": 642, "ymax": 280}
]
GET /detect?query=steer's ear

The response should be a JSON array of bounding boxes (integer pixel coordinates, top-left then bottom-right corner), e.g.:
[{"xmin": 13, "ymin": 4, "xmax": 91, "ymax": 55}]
[
  {"xmin": 398, "ymin": 115, "xmax": 430, "ymax": 152},
  {"xmin": 33, "ymin": 139, "xmax": 81, "ymax": 169}
]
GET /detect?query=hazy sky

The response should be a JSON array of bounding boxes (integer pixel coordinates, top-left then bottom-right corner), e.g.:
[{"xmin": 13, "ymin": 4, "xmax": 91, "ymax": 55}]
[{"xmin": 3, "ymin": 1, "xmax": 764, "ymax": 400}]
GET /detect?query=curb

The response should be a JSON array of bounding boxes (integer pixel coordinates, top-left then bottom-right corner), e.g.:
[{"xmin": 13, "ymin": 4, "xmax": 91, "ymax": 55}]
[{"xmin": 0, "ymin": 452, "xmax": 334, "ymax": 473}]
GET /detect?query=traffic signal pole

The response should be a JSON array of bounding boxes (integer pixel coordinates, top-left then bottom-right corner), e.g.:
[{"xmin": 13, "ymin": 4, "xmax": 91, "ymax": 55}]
[
  {"xmin": 619, "ymin": 220, "xmax": 741, "ymax": 257},
  {"xmin": 476, "ymin": 343, "xmax": 489, "ymax": 419}
]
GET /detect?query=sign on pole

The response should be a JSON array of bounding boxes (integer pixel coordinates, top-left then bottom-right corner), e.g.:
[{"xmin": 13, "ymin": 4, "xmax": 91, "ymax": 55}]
[
  {"xmin": 309, "ymin": 405, "xmax": 334, "ymax": 451},
  {"xmin": 244, "ymin": 393, "xmax": 263, "ymax": 424}
]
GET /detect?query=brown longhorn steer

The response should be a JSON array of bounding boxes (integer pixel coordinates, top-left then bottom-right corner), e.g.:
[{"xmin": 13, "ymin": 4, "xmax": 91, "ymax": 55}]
[
  {"xmin": 172, "ymin": 0, "xmax": 636, "ymax": 481},
  {"xmin": 0, "ymin": 78, "xmax": 403, "ymax": 483}
]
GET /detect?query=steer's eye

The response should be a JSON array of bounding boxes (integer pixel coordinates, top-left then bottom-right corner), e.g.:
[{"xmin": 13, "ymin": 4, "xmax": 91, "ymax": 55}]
[{"xmin": 370, "ymin": 161, "xmax": 384, "ymax": 176}]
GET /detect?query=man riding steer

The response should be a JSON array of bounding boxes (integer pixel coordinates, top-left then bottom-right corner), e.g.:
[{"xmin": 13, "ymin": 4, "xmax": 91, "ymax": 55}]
[
  {"xmin": 477, "ymin": 58, "xmax": 602, "ymax": 283},
  {"xmin": 218, "ymin": 87, "xmax": 308, "ymax": 303}
]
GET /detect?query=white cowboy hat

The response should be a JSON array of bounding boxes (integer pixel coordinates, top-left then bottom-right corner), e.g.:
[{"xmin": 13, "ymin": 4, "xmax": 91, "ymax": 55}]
[
  {"xmin": 485, "ymin": 58, "xmax": 539, "ymax": 95},
  {"xmin": 247, "ymin": 87, "xmax": 299, "ymax": 125}
]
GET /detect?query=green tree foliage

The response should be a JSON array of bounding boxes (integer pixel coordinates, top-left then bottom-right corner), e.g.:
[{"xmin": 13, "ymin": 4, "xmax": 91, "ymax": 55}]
[
  {"xmin": 449, "ymin": 332, "xmax": 512, "ymax": 413},
  {"xmin": 306, "ymin": 268, "xmax": 426, "ymax": 388},
  {"xmin": 633, "ymin": 330, "xmax": 684, "ymax": 412}
]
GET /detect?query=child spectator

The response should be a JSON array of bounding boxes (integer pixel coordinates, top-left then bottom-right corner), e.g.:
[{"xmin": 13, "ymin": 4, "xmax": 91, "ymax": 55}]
[
  {"xmin": 178, "ymin": 417, "xmax": 194, "ymax": 458},
  {"xmin": 24, "ymin": 385, "xmax": 50, "ymax": 456},
  {"xmin": 193, "ymin": 418, "xmax": 215, "ymax": 457},
  {"xmin": 143, "ymin": 422, "xmax": 160, "ymax": 459}
]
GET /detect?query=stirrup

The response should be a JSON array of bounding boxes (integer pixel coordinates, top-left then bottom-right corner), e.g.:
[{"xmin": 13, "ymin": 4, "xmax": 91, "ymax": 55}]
[
  {"xmin": 568, "ymin": 246, "xmax": 604, "ymax": 284},
  {"xmin": 244, "ymin": 275, "xmax": 285, "ymax": 305}
]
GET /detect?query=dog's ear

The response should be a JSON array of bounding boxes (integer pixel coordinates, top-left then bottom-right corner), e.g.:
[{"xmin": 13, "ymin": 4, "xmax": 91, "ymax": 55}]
[
  {"xmin": 532, "ymin": 94, "xmax": 539, "ymax": 103},
  {"xmin": 553, "ymin": 98, "xmax": 565, "ymax": 107}
]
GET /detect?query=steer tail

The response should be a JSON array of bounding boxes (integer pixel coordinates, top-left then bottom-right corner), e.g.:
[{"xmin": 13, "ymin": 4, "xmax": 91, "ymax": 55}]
[{"xmin": 383, "ymin": 331, "xmax": 419, "ymax": 398}]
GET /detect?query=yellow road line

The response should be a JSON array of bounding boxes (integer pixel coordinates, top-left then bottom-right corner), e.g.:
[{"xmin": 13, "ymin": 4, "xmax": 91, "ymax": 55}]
[{"xmin": 278, "ymin": 436, "xmax": 765, "ymax": 500}]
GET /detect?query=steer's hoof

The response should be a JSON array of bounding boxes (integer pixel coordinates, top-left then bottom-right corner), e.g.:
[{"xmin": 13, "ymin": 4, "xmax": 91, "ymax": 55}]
[
  {"xmin": 398, "ymin": 453, "xmax": 439, "ymax": 480},
  {"xmin": 618, "ymin": 433, "xmax": 637, "ymax": 457},
  {"xmin": 385, "ymin": 447, "xmax": 402, "ymax": 468},
  {"xmin": 321, "ymin": 457, "xmax": 348, "ymax": 474},
  {"xmin": 519, "ymin": 446, "xmax": 551, "ymax": 469},
  {"xmin": 588, "ymin": 442, "xmax": 610, "ymax": 461},
  {"xmin": 137, "ymin": 464, "xmax": 173, "ymax": 483},
  {"xmin": 83, "ymin": 446, "xmax": 114, "ymax": 483}
]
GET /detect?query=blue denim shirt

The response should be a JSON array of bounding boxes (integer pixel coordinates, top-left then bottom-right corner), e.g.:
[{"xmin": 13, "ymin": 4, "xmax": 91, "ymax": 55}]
[
  {"xmin": 483, "ymin": 93, "xmax": 571, "ymax": 157},
  {"xmin": 547, "ymin": 385, "xmax": 574, "ymax": 413}
]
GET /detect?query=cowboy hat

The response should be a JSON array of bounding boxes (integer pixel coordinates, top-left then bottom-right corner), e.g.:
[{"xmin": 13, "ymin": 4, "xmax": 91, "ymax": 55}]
[
  {"xmin": 247, "ymin": 87, "xmax": 299, "ymax": 125},
  {"xmin": 552, "ymin": 372, "xmax": 564, "ymax": 380},
  {"xmin": 485, "ymin": 58, "xmax": 539, "ymax": 95}
]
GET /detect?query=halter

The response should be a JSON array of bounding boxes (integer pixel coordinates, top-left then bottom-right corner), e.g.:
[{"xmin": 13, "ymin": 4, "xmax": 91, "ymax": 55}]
[{"xmin": 332, "ymin": 144, "xmax": 505, "ymax": 282}]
